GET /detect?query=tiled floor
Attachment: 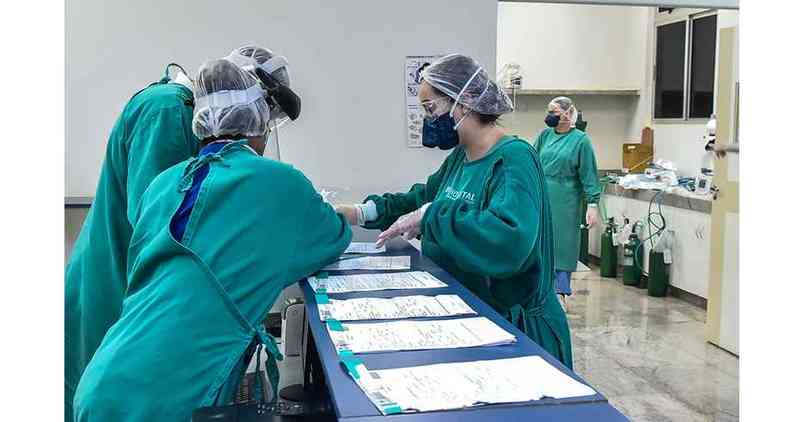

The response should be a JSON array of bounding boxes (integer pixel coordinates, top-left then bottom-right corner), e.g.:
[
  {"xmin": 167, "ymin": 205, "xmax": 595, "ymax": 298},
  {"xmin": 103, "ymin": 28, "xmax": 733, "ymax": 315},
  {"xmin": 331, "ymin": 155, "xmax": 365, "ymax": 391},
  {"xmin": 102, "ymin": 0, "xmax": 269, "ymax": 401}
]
[{"xmin": 568, "ymin": 269, "xmax": 739, "ymax": 421}]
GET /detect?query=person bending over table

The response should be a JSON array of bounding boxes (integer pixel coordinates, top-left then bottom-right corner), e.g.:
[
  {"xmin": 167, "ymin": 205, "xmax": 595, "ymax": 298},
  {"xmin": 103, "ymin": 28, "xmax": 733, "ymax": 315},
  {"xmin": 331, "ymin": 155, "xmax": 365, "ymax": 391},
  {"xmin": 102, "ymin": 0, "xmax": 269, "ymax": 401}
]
[{"xmin": 73, "ymin": 53, "xmax": 351, "ymax": 422}]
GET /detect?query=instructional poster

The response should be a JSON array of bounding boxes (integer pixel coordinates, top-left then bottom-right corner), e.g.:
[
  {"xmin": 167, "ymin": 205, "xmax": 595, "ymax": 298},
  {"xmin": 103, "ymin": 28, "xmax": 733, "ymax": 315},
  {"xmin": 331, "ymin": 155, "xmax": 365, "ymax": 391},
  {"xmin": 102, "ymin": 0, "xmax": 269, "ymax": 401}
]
[{"xmin": 405, "ymin": 55, "xmax": 442, "ymax": 148}]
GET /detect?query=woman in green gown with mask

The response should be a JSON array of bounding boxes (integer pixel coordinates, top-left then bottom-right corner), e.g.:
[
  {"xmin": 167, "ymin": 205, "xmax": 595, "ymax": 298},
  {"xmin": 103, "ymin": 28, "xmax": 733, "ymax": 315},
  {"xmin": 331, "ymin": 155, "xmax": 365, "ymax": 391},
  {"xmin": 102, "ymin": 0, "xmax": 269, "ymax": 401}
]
[
  {"xmin": 534, "ymin": 96, "xmax": 601, "ymax": 307},
  {"xmin": 337, "ymin": 54, "xmax": 573, "ymax": 369}
]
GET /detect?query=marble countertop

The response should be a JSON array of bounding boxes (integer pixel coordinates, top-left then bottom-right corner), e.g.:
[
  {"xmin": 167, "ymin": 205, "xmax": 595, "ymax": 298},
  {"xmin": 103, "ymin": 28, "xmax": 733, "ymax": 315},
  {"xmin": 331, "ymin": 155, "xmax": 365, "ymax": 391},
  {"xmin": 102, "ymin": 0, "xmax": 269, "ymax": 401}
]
[{"xmin": 601, "ymin": 184, "xmax": 712, "ymax": 214}]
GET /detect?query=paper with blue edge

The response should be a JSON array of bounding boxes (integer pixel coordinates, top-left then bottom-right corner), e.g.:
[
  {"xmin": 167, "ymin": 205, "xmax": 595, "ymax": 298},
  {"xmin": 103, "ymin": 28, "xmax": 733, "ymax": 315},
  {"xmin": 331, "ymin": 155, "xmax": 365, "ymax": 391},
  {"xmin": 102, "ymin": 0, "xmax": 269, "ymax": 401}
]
[
  {"xmin": 344, "ymin": 242, "xmax": 386, "ymax": 254},
  {"xmin": 308, "ymin": 271, "xmax": 446, "ymax": 294},
  {"xmin": 350, "ymin": 356, "xmax": 597, "ymax": 415},
  {"xmin": 315, "ymin": 294, "xmax": 330, "ymax": 305},
  {"xmin": 316, "ymin": 294, "xmax": 475, "ymax": 322},
  {"xmin": 322, "ymin": 255, "xmax": 410, "ymax": 271},
  {"xmin": 326, "ymin": 317, "xmax": 516, "ymax": 354}
]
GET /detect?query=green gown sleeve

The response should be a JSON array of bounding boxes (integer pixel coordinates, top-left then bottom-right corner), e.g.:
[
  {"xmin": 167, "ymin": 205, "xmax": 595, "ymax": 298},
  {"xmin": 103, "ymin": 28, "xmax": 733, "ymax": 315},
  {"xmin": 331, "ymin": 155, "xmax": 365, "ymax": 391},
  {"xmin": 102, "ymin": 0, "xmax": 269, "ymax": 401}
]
[
  {"xmin": 125, "ymin": 104, "xmax": 197, "ymax": 224},
  {"xmin": 420, "ymin": 147, "xmax": 541, "ymax": 280},
  {"xmin": 577, "ymin": 135, "xmax": 601, "ymax": 204},
  {"xmin": 288, "ymin": 174, "xmax": 353, "ymax": 279},
  {"xmin": 362, "ymin": 150, "xmax": 457, "ymax": 230},
  {"xmin": 533, "ymin": 129, "xmax": 546, "ymax": 152}
]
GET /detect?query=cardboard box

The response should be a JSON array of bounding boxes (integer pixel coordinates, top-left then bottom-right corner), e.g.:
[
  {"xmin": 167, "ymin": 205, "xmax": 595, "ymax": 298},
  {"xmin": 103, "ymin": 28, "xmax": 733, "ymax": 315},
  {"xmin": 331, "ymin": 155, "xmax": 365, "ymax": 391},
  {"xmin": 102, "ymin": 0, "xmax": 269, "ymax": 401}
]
[{"xmin": 622, "ymin": 127, "xmax": 654, "ymax": 173}]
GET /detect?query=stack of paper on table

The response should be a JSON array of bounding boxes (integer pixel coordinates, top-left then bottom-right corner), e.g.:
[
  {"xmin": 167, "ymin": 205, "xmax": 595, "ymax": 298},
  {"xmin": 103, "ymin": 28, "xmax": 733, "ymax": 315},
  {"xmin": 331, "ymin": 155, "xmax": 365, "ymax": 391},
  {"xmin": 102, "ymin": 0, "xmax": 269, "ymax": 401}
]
[
  {"xmin": 323, "ymin": 255, "xmax": 410, "ymax": 271},
  {"xmin": 328, "ymin": 317, "xmax": 516, "ymax": 354},
  {"xmin": 353, "ymin": 356, "xmax": 597, "ymax": 414},
  {"xmin": 309, "ymin": 271, "xmax": 446, "ymax": 294},
  {"xmin": 344, "ymin": 242, "xmax": 386, "ymax": 254},
  {"xmin": 318, "ymin": 295, "xmax": 476, "ymax": 321}
]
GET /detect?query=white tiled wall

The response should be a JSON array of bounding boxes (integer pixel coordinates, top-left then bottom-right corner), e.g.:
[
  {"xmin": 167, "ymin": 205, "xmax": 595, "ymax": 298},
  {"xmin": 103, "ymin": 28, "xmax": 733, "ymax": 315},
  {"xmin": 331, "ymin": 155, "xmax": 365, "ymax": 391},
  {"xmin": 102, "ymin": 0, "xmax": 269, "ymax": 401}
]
[{"xmin": 589, "ymin": 194, "xmax": 711, "ymax": 299}]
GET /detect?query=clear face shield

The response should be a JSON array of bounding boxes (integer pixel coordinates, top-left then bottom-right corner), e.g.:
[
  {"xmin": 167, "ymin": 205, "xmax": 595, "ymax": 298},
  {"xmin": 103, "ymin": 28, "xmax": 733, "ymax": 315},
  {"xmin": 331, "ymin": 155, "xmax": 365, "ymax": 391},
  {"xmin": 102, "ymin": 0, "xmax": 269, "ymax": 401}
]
[{"xmin": 226, "ymin": 53, "xmax": 301, "ymax": 161}]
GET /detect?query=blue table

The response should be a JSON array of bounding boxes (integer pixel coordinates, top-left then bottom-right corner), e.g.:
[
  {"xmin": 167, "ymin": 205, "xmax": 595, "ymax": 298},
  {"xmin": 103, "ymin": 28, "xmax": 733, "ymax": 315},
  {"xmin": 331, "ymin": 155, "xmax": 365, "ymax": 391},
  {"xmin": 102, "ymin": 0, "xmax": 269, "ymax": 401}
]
[{"xmin": 299, "ymin": 235, "xmax": 627, "ymax": 422}]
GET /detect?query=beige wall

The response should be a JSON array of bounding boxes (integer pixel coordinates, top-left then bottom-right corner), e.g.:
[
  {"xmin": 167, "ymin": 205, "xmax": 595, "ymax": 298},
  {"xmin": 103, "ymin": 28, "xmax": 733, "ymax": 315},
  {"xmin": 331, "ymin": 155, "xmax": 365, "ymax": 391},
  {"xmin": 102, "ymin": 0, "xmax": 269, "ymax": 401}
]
[{"xmin": 502, "ymin": 94, "xmax": 637, "ymax": 170}]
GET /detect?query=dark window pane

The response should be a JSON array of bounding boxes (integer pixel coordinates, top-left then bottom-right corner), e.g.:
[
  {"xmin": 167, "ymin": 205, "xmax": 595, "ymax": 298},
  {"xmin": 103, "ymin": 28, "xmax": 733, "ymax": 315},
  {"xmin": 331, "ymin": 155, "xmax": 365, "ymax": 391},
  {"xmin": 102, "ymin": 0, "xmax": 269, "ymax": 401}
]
[
  {"xmin": 690, "ymin": 14, "xmax": 717, "ymax": 118},
  {"xmin": 654, "ymin": 21, "xmax": 686, "ymax": 118}
]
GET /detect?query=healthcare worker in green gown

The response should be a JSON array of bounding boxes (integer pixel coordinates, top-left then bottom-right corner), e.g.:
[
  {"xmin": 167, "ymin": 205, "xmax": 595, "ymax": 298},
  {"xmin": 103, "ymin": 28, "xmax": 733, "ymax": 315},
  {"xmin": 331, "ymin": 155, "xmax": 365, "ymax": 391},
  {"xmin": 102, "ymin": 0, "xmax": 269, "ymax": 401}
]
[
  {"xmin": 534, "ymin": 96, "xmax": 601, "ymax": 306},
  {"xmin": 74, "ymin": 55, "xmax": 351, "ymax": 421},
  {"xmin": 64, "ymin": 45, "xmax": 291, "ymax": 421},
  {"xmin": 336, "ymin": 54, "xmax": 573, "ymax": 369},
  {"xmin": 64, "ymin": 62, "xmax": 200, "ymax": 420}
]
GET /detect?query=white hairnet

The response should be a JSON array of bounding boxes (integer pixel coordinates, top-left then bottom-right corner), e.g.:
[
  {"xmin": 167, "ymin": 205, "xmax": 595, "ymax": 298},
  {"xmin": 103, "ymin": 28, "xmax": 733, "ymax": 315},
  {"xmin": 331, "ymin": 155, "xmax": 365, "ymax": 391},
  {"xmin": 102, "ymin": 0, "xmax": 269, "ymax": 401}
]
[
  {"xmin": 192, "ymin": 59, "xmax": 271, "ymax": 140},
  {"xmin": 549, "ymin": 96, "xmax": 578, "ymax": 128},
  {"xmin": 225, "ymin": 45, "xmax": 291, "ymax": 123},
  {"xmin": 225, "ymin": 45, "xmax": 291, "ymax": 88},
  {"xmin": 421, "ymin": 54, "xmax": 514, "ymax": 116}
]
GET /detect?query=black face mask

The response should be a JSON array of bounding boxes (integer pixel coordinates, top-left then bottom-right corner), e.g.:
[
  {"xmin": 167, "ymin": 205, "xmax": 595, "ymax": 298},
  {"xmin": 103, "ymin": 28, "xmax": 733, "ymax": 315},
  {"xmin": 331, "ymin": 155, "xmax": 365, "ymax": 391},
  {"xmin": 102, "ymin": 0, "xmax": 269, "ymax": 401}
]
[
  {"xmin": 254, "ymin": 68, "xmax": 301, "ymax": 121},
  {"xmin": 545, "ymin": 113, "xmax": 561, "ymax": 128},
  {"xmin": 422, "ymin": 112, "xmax": 459, "ymax": 150}
]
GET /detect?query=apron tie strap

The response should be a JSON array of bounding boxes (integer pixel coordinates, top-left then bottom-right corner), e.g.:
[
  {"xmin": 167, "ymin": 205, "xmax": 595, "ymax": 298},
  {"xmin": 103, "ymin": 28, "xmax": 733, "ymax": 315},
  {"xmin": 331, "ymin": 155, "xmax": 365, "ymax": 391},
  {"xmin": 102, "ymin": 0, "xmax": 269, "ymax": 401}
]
[
  {"xmin": 177, "ymin": 141, "xmax": 249, "ymax": 192},
  {"xmin": 507, "ymin": 303, "xmax": 545, "ymax": 331},
  {"xmin": 253, "ymin": 328, "xmax": 283, "ymax": 406}
]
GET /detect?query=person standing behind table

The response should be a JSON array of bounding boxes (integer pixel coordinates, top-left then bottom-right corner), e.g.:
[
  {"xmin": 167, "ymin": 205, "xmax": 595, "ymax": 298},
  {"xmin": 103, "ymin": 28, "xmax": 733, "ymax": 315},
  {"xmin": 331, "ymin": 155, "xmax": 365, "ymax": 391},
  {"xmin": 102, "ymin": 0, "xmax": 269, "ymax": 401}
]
[
  {"xmin": 64, "ymin": 62, "xmax": 200, "ymax": 421},
  {"xmin": 534, "ymin": 96, "xmax": 601, "ymax": 309},
  {"xmin": 73, "ymin": 56, "xmax": 351, "ymax": 422},
  {"xmin": 336, "ymin": 54, "xmax": 574, "ymax": 369}
]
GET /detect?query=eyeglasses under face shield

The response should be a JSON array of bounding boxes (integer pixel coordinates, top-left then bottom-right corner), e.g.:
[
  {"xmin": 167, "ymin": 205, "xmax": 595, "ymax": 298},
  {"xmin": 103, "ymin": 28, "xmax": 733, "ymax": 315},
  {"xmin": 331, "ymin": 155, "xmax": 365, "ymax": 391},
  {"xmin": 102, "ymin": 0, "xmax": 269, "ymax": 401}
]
[{"xmin": 420, "ymin": 97, "xmax": 453, "ymax": 122}]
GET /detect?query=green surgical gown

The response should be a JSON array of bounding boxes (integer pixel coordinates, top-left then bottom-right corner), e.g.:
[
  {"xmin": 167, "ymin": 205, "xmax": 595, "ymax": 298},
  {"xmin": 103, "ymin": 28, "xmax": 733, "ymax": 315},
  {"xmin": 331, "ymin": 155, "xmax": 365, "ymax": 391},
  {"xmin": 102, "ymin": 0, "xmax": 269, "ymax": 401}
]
[
  {"xmin": 73, "ymin": 142, "xmax": 351, "ymax": 421},
  {"xmin": 65, "ymin": 80, "xmax": 199, "ymax": 421},
  {"xmin": 534, "ymin": 128, "xmax": 600, "ymax": 272},
  {"xmin": 364, "ymin": 136, "xmax": 573, "ymax": 369}
]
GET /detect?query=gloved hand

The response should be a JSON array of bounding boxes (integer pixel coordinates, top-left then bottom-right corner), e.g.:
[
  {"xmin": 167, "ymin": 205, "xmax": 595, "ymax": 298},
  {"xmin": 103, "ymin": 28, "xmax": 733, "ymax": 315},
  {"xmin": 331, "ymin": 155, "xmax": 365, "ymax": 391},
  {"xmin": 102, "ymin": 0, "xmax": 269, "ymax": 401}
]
[
  {"xmin": 335, "ymin": 204, "xmax": 359, "ymax": 226},
  {"xmin": 376, "ymin": 203, "xmax": 432, "ymax": 248},
  {"xmin": 586, "ymin": 206, "xmax": 599, "ymax": 227}
]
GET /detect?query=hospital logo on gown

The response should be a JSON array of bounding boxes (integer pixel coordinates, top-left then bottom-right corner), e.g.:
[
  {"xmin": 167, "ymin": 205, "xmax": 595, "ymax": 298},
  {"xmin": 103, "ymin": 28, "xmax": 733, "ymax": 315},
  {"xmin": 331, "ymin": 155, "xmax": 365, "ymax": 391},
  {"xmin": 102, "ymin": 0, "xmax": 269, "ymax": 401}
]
[{"xmin": 444, "ymin": 186, "xmax": 476, "ymax": 203}]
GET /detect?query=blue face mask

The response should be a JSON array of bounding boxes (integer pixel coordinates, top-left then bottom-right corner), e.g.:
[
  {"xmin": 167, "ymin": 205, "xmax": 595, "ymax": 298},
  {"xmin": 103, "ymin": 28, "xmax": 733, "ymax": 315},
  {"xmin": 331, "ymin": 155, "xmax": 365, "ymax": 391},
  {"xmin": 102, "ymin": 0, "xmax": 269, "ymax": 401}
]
[
  {"xmin": 545, "ymin": 113, "xmax": 561, "ymax": 128},
  {"xmin": 422, "ymin": 112, "xmax": 459, "ymax": 150}
]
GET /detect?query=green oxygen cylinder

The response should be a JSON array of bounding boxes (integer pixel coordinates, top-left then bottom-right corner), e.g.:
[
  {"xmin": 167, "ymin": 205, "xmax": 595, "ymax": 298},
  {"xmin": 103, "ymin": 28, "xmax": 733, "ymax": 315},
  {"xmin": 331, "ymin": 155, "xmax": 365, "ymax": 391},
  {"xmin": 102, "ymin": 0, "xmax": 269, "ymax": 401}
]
[
  {"xmin": 600, "ymin": 218, "xmax": 618, "ymax": 278},
  {"xmin": 622, "ymin": 223, "xmax": 643, "ymax": 286},
  {"xmin": 648, "ymin": 251, "xmax": 670, "ymax": 297}
]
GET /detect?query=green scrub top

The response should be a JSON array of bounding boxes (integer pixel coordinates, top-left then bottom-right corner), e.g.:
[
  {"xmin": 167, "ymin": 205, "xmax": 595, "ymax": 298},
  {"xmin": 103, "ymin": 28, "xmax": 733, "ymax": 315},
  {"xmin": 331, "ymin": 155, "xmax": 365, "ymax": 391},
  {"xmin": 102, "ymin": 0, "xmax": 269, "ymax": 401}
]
[
  {"xmin": 364, "ymin": 136, "xmax": 573, "ymax": 369},
  {"xmin": 73, "ymin": 142, "xmax": 352, "ymax": 422},
  {"xmin": 65, "ymin": 80, "xmax": 199, "ymax": 421},
  {"xmin": 534, "ymin": 128, "xmax": 600, "ymax": 272}
]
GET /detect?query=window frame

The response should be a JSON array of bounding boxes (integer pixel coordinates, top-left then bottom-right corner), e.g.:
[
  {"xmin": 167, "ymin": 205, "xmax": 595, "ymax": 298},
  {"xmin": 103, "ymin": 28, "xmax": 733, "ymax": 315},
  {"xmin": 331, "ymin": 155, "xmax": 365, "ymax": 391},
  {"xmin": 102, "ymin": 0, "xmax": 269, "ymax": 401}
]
[{"xmin": 653, "ymin": 9, "xmax": 718, "ymax": 123}]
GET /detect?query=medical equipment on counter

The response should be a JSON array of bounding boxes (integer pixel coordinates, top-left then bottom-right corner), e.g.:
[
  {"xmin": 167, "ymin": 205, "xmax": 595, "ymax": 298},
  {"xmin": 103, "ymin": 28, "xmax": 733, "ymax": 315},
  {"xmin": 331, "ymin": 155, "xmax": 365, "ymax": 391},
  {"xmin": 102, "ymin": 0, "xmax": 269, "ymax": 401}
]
[{"xmin": 497, "ymin": 62, "xmax": 522, "ymax": 111}]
